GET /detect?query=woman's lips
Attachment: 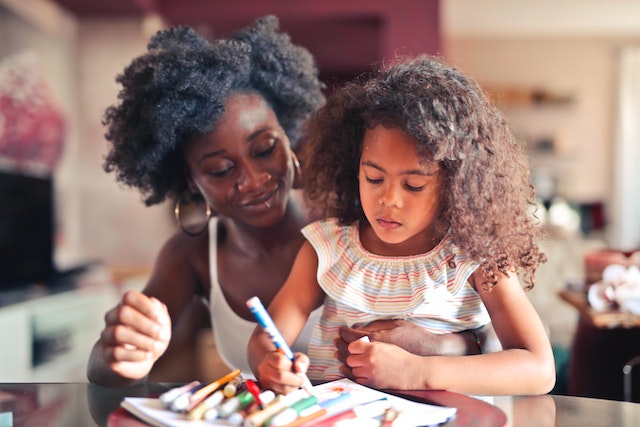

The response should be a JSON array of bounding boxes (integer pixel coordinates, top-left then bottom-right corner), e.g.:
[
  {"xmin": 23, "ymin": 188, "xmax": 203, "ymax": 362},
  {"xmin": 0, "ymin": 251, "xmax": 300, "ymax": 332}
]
[{"xmin": 240, "ymin": 188, "xmax": 278, "ymax": 210}]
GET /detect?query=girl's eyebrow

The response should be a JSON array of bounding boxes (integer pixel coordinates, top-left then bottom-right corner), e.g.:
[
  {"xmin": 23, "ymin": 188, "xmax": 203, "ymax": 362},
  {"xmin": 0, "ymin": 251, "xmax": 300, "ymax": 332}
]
[{"xmin": 361, "ymin": 160, "xmax": 436, "ymax": 176}]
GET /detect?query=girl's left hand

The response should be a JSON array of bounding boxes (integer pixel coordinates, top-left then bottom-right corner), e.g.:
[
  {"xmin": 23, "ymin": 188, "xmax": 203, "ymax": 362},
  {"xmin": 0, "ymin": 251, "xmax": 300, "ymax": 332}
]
[{"xmin": 340, "ymin": 338, "xmax": 422, "ymax": 390}]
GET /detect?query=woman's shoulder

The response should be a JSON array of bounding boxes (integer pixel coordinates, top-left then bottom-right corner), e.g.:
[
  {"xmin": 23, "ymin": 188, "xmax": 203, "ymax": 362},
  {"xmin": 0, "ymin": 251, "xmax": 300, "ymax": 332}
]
[
  {"xmin": 160, "ymin": 226, "xmax": 209, "ymax": 256},
  {"xmin": 151, "ymin": 226, "xmax": 210, "ymax": 289}
]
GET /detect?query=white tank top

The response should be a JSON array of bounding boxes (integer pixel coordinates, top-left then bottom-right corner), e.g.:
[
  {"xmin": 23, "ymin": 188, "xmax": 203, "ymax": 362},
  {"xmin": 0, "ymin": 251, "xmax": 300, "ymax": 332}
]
[{"xmin": 208, "ymin": 217, "xmax": 320, "ymax": 375}]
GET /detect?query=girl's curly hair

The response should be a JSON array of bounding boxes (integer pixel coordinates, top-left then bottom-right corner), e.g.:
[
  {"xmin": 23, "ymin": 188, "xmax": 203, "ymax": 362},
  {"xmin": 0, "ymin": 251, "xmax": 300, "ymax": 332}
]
[
  {"xmin": 103, "ymin": 15, "xmax": 325, "ymax": 206},
  {"xmin": 301, "ymin": 55, "xmax": 546, "ymax": 289}
]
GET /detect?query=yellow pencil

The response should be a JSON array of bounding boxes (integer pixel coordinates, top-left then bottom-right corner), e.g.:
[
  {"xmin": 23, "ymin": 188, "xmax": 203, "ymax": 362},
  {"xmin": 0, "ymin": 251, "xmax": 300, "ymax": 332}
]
[{"xmin": 190, "ymin": 369, "xmax": 242, "ymax": 403}]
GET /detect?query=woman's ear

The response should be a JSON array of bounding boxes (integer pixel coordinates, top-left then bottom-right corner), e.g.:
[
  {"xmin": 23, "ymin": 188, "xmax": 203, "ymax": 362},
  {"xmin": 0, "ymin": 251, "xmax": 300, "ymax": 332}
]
[
  {"xmin": 185, "ymin": 174, "xmax": 196, "ymax": 192},
  {"xmin": 292, "ymin": 151, "xmax": 303, "ymax": 189}
]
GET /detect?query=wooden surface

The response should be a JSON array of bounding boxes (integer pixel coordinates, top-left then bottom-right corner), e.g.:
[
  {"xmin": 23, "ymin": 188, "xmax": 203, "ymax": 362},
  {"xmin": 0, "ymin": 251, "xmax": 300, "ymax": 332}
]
[{"xmin": 558, "ymin": 289, "xmax": 640, "ymax": 328}]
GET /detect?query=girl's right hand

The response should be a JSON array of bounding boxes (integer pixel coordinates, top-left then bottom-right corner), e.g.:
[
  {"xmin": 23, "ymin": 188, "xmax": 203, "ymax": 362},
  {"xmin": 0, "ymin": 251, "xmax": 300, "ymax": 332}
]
[
  {"xmin": 99, "ymin": 290, "xmax": 171, "ymax": 380},
  {"xmin": 257, "ymin": 351, "xmax": 310, "ymax": 395}
]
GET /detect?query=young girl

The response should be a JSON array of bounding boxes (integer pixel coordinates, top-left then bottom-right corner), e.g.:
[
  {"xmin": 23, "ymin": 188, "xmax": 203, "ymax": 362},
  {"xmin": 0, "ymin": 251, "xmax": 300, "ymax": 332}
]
[{"xmin": 247, "ymin": 55, "xmax": 555, "ymax": 396}]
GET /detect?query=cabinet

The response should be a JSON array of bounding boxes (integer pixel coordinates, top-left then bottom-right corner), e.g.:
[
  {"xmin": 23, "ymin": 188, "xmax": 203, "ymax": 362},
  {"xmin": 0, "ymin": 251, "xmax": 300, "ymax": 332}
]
[{"xmin": 0, "ymin": 267, "xmax": 119, "ymax": 382}]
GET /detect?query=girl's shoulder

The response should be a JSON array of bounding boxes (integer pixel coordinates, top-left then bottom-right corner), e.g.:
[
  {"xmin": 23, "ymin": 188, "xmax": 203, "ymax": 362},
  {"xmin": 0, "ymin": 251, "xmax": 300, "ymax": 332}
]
[{"xmin": 302, "ymin": 217, "xmax": 353, "ymax": 242}]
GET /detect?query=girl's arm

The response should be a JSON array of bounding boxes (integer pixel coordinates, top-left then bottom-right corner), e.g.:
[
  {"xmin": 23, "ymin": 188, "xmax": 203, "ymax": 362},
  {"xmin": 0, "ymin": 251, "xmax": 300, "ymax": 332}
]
[
  {"xmin": 345, "ymin": 270, "xmax": 555, "ymax": 395},
  {"xmin": 247, "ymin": 241, "xmax": 324, "ymax": 394}
]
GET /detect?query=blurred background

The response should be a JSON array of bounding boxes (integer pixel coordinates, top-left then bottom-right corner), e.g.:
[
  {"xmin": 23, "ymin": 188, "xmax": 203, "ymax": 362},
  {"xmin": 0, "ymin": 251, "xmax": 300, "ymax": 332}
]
[{"xmin": 1, "ymin": 0, "xmax": 639, "ymax": 396}]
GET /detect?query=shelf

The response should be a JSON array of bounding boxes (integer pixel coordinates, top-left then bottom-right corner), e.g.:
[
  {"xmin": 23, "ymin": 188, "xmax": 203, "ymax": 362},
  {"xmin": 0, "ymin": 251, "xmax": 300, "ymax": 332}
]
[
  {"xmin": 483, "ymin": 85, "xmax": 576, "ymax": 108},
  {"xmin": 0, "ymin": 268, "xmax": 120, "ymax": 381},
  {"xmin": 558, "ymin": 289, "xmax": 640, "ymax": 329}
]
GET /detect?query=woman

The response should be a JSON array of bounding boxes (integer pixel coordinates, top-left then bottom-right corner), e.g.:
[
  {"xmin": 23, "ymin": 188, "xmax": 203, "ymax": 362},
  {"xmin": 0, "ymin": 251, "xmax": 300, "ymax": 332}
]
[{"xmin": 87, "ymin": 16, "xmax": 496, "ymax": 387}]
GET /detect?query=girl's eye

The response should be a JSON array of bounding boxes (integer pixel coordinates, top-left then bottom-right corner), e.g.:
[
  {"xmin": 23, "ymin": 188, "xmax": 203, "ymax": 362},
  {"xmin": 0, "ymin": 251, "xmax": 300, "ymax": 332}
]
[
  {"xmin": 405, "ymin": 184, "xmax": 425, "ymax": 192},
  {"xmin": 365, "ymin": 176, "xmax": 383, "ymax": 184}
]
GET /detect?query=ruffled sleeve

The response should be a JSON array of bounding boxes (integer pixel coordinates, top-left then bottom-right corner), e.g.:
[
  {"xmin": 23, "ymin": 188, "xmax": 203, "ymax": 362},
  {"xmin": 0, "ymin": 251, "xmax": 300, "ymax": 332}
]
[{"xmin": 302, "ymin": 219, "xmax": 486, "ymax": 329}]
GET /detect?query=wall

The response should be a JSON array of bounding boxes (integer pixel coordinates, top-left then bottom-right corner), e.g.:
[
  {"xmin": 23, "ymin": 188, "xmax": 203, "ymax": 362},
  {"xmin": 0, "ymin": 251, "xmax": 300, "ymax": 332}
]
[
  {"xmin": 443, "ymin": 37, "xmax": 616, "ymax": 205},
  {"xmin": 71, "ymin": 18, "xmax": 176, "ymax": 269},
  {"xmin": 441, "ymin": 0, "xmax": 640, "ymax": 250}
]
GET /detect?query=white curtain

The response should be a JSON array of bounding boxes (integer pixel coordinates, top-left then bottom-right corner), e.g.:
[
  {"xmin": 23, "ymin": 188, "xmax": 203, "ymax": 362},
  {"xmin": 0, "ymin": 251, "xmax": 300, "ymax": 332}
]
[{"xmin": 611, "ymin": 47, "xmax": 640, "ymax": 250}]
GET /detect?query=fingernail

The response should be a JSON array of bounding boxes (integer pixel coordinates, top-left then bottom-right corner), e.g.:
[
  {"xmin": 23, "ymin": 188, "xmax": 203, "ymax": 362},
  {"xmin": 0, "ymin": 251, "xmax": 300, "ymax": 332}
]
[{"xmin": 158, "ymin": 328, "xmax": 170, "ymax": 341}]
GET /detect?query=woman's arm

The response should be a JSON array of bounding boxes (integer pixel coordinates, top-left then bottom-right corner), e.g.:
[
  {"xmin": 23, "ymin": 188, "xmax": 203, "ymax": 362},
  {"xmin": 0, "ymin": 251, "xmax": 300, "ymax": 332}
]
[
  {"xmin": 344, "ymin": 271, "xmax": 555, "ymax": 395},
  {"xmin": 87, "ymin": 233, "xmax": 202, "ymax": 387},
  {"xmin": 336, "ymin": 321, "xmax": 501, "ymax": 360},
  {"xmin": 247, "ymin": 241, "xmax": 324, "ymax": 394}
]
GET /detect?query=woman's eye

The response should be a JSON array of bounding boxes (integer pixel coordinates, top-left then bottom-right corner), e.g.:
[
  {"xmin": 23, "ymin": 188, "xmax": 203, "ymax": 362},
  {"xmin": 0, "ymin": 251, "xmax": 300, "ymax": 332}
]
[
  {"xmin": 256, "ymin": 141, "xmax": 277, "ymax": 158},
  {"xmin": 210, "ymin": 167, "xmax": 233, "ymax": 178},
  {"xmin": 365, "ymin": 176, "xmax": 383, "ymax": 184}
]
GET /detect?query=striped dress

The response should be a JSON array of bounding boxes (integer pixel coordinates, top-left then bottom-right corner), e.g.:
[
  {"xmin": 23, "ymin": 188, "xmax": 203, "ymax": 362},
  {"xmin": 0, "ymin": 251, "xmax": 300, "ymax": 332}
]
[{"xmin": 302, "ymin": 218, "xmax": 491, "ymax": 381}]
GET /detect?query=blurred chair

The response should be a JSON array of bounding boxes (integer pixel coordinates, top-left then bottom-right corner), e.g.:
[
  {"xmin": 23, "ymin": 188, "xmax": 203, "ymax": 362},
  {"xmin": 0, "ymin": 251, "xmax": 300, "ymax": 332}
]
[{"xmin": 623, "ymin": 356, "xmax": 640, "ymax": 402}]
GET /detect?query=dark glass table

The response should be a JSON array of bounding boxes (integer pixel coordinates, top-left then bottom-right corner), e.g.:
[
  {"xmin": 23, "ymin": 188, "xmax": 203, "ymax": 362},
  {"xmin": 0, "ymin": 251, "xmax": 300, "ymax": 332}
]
[{"xmin": 0, "ymin": 382, "xmax": 638, "ymax": 427}]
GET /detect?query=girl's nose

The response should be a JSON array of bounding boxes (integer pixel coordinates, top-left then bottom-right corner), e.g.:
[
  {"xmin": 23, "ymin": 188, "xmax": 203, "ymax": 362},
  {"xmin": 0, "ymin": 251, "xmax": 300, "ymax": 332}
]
[
  {"xmin": 236, "ymin": 164, "xmax": 271, "ymax": 192},
  {"xmin": 379, "ymin": 184, "xmax": 402, "ymax": 208}
]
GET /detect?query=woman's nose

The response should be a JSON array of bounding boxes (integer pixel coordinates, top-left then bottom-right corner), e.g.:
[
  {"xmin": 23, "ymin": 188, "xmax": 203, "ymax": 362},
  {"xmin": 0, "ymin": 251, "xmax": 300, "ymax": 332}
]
[{"xmin": 236, "ymin": 164, "xmax": 270, "ymax": 192}]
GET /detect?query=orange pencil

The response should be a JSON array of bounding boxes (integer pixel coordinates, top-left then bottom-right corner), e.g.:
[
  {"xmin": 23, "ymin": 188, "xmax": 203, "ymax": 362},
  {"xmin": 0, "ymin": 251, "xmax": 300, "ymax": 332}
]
[
  {"xmin": 279, "ymin": 407, "xmax": 327, "ymax": 427},
  {"xmin": 190, "ymin": 369, "xmax": 242, "ymax": 403}
]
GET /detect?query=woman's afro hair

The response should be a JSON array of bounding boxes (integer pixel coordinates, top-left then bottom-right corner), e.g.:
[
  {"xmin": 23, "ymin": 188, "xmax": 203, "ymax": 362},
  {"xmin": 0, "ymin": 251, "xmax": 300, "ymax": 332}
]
[{"xmin": 102, "ymin": 15, "xmax": 325, "ymax": 206}]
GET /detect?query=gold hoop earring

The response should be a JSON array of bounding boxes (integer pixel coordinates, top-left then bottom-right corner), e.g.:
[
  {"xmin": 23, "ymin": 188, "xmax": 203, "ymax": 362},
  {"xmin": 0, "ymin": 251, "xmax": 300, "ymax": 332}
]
[
  {"xmin": 291, "ymin": 151, "xmax": 303, "ymax": 189},
  {"xmin": 174, "ymin": 192, "xmax": 212, "ymax": 236}
]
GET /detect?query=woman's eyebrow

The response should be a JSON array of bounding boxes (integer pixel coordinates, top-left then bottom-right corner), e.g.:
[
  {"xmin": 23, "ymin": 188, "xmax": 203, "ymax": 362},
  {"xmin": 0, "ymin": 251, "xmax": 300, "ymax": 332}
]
[
  {"xmin": 198, "ymin": 149, "xmax": 225, "ymax": 163},
  {"xmin": 247, "ymin": 126, "xmax": 271, "ymax": 142},
  {"xmin": 197, "ymin": 127, "xmax": 273, "ymax": 164}
]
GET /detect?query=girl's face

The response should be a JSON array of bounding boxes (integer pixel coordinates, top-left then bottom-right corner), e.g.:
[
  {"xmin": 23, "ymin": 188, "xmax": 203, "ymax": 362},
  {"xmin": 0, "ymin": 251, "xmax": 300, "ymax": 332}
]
[
  {"xmin": 184, "ymin": 93, "xmax": 295, "ymax": 228},
  {"xmin": 358, "ymin": 125, "xmax": 444, "ymax": 256}
]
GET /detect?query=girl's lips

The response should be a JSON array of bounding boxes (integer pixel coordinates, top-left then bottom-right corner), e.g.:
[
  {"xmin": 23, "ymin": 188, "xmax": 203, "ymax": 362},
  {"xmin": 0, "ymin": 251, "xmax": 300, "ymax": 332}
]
[{"xmin": 376, "ymin": 218, "xmax": 401, "ymax": 229}]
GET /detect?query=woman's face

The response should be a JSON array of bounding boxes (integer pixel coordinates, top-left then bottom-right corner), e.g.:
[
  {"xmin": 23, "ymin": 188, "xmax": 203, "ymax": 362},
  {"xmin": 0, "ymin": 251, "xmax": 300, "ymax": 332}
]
[
  {"xmin": 184, "ymin": 93, "xmax": 295, "ymax": 228},
  {"xmin": 358, "ymin": 125, "xmax": 444, "ymax": 256}
]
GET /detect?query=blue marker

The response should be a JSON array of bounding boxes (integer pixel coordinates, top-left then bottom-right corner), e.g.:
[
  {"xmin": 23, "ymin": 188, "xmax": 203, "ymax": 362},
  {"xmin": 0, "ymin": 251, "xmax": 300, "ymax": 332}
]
[{"xmin": 246, "ymin": 296, "xmax": 314, "ymax": 395}]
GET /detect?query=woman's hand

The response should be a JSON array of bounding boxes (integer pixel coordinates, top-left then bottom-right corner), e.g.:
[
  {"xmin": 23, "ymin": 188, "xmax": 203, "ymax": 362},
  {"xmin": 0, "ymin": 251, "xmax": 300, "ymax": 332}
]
[
  {"xmin": 256, "ymin": 351, "xmax": 310, "ymax": 395},
  {"xmin": 335, "ymin": 320, "xmax": 501, "ymax": 372},
  {"xmin": 96, "ymin": 290, "xmax": 171, "ymax": 381},
  {"xmin": 336, "ymin": 319, "xmax": 458, "ymax": 360}
]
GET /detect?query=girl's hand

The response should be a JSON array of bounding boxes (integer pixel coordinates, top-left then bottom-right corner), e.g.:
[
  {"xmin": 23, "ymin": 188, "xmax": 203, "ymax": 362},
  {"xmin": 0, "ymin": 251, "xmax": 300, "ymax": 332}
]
[
  {"xmin": 341, "ymin": 338, "xmax": 423, "ymax": 390},
  {"xmin": 99, "ymin": 290, "xmax": 171, "ymax": 380},
  {"xmin": 257, "ymin": 351, "xmax": 311, "ymax": 395}
]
